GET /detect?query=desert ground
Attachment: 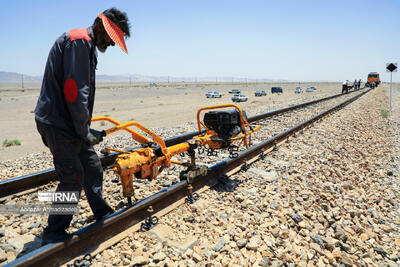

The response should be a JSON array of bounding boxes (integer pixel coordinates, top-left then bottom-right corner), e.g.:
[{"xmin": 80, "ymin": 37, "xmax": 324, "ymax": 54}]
[{"xmin": 0, "ymin": 82, "xmax": 344, "ymax": 162}]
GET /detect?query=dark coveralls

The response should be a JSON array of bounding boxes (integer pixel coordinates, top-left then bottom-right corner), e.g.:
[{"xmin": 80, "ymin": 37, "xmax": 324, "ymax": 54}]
[{"xmin": 34, "ymin": 27, "xmax": 112, "ymax": 236}]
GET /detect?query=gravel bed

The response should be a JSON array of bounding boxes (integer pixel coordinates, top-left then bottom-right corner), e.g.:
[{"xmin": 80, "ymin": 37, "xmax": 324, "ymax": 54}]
[{"xmin": 1, "ymin": 88, "xmax": 396, "ymax": 265}]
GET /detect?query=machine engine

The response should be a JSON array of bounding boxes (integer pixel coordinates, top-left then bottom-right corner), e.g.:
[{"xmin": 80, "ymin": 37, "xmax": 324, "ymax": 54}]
[{"xmin": 203, "ymin": 110, "xmax": 247, "ymax": 141}]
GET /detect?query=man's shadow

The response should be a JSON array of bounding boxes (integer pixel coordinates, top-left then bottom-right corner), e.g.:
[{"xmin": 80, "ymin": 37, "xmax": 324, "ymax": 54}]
[{"xmin": 16, "ymin": 235, "xmax": 42, "ymax": 258}]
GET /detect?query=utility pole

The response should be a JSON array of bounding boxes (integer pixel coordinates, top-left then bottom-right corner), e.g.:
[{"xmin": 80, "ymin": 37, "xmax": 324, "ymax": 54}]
[
  {"xmin": 390, "ymin": 72, "xmax": 392, "ymax": 110},
  {"xmin": 21, "ymin": 74, "xmax": 24, "ymax": 89}
]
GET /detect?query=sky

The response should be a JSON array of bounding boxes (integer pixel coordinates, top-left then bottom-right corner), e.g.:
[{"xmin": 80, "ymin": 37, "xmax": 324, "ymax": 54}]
[{"xmin": 0, "ymin": 0, "xmax": 399, "ymax": 82}]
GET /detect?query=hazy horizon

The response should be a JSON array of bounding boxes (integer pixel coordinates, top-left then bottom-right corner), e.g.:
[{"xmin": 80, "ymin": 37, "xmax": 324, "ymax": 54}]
[
  {"xmin": 1, "ymin": 70, "xmax": 384, "ymax": 84},
  {"xmin": 0, "ymin": 70, "xmax": 350, "ymax": 83}
]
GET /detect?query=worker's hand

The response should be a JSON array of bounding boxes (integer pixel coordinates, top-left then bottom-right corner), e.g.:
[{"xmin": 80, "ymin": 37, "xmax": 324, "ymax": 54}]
[{"xmin": 85, "ymin": 129, "xmax": 106, "ymax": 145}]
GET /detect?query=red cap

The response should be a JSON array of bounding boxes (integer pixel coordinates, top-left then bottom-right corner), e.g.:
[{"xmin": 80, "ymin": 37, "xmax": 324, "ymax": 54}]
[{"xmin": 98, "ymin": 13, "xmax": 128, "ymax": 54}]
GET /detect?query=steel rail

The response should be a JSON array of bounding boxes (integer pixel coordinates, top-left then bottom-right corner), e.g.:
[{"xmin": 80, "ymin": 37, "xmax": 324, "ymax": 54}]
[
  {"xmin": 6, "ymin": 89, "xmax": 370, "ymax": 267},
  {"xmin": 0, "ymin": 131, "xmax": 202, "ymax": 199},
  {"xmin": 0, "ymin": 88, "xmax": 364, "ymax": 198}
]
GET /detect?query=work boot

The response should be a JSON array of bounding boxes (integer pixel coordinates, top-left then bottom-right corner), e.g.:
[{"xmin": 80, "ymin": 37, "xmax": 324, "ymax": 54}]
[
  {"xmin": 94, "ymin": 207, "xmax": 114, "ymax": 222},
  {"xmin": 41, "ymin": 229, "xmax": 73, "ymax": 246}
]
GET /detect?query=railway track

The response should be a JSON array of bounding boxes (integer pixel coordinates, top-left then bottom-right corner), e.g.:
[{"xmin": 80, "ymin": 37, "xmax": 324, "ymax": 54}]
[
  {"xmin": 3, "ymin": 88, "xmax": 371, "ymax": 266},
  {"xmin": 0, "ymin": 88, "xmax": 364, "ymax": 198}
]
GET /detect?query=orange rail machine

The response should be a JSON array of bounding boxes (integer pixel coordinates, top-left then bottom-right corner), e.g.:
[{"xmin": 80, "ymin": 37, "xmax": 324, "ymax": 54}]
[{"xmin": 92, "ymin": 104, "xmax": 260, "ymax": 206}]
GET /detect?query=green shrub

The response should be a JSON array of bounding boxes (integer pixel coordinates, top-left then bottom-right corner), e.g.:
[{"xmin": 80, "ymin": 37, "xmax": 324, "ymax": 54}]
[
  {"xmin": 381, "ymin": 110, "xmax": 388, "ymax": 118},
  {"xmin": 3, "ymin": 139, "xmax": 11, "ymax": 147},
  {"xmin": 3, "ymin": 139, "xmax": 21, "ymax": 147}
]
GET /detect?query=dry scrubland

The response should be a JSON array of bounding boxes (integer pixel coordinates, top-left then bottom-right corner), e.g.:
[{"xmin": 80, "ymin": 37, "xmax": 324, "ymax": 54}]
[{"xmin": 0, "ymin": 82, "xmax": 399, "ymax": 266}]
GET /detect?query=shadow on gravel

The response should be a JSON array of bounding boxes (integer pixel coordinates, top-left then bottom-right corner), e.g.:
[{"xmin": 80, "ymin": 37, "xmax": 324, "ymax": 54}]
[
  {"xmin": 210, "ymin": 175, "xmax": 243, "ymax": 193},
  {"xmin": 16, "ymin": 235, "xmax": 42, "ymax": 258}
]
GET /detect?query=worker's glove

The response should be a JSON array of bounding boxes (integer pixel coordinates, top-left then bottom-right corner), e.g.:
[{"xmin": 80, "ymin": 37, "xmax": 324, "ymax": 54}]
[{"xmin": 85, "ymin": 129, "xmax": 106, "ymax": 145}]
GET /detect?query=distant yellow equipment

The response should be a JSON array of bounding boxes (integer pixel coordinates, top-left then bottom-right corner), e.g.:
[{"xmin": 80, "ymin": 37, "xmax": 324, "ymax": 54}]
[{"xmin": 366, "ymin": 72, "xmax": 380, "ymax": 88}]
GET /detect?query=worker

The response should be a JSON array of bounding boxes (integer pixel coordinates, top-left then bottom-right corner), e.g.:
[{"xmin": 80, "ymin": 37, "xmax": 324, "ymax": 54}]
[
  {"xmin": 34, "ymin": 8, "xmax": 131, "ymax": 245},
  {"xmin": 342, "ymin": 80, "xmax": 349, "ymax": 94},
  {"xmin": 354, "ymin": 79, "xmax": 358, "ymax": 90}
]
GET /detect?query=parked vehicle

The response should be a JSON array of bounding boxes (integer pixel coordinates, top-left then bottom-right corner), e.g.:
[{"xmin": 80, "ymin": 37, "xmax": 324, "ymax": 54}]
[
  {"xmin": 306, "ymin": 87, "xmax": 314, "ymax": 92},
  {"xmin": 294, "ymin": 87, "xmax": 303, "ymax": 94},
  {"xmin": 255, "ymin": 90, "xmax": 267, "ymax": 96},
  {"xmin": 206, "ymin": 91, "xmax": 222, "ymax": 98},
  {"xmin": 271, "ymin": 87, "xmax": 283, "ymax": 93},
  {"xmin": 228, "ymin": 89, "xmax": 241, "ymax": 94},
  {"xmin": 232, "ymin": 94, "xmax": 248, "ymax": 102},
  {"xmin": 309, "ymin": 86, "xmax": 316, "ymax": 90}
]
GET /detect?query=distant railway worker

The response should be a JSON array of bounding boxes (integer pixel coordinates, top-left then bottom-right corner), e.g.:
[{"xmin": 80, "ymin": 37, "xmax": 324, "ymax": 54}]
[
  {"xmin": 354, "ymin": 79, "xmax": 358, "ymax": 90},
  {"xmin": 358, "ymin": 79, "xmax": 362, "ymax": 89},
  {"xmin": 34, "ymin": 8, "xmax": 131, "ymax": 245},
  {"xmin": 342, "ymin": 80, "xmax": 349, "ymax": 94}
]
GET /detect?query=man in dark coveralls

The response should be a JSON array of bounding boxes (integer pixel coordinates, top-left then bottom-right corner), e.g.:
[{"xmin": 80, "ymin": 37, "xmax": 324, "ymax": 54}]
[{"xmin": 34, "ymin": 8, "xmax": 131, "ymax": 245}]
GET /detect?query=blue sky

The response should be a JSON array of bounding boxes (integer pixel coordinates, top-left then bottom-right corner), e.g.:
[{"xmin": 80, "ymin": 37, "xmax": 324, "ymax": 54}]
[{"xmin": 0, "ymin": 0, "xmax": 399, "ymax": 82}]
